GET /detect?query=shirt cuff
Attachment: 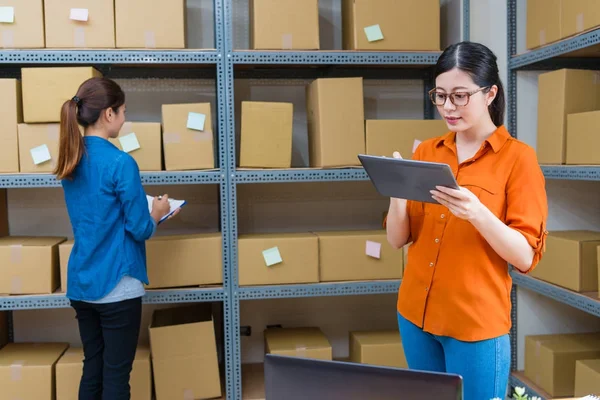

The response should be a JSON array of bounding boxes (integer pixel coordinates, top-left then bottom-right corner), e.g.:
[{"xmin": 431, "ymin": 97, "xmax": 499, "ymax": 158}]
[{"xmin": 150, "ymin": 218, "xmax": 157, "ymax": 238}]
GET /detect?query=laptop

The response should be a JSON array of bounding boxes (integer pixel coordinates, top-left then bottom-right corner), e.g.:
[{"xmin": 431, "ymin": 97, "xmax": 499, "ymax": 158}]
[{"xmin": 264, "ymin": 354, "xmax": 463, "ymax": 400}]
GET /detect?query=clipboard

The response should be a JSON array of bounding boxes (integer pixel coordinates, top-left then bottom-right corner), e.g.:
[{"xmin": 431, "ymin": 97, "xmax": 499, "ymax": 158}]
[
  {"xmin": 358, "ymin": 154, "xmax": 459, "ymax": 204},
  {"xmin": 146, "ymin": 195, "xmax": 186, "ymax": 224}
]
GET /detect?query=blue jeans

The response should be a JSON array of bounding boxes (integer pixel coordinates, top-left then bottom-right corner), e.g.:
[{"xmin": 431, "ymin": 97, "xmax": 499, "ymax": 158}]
[{"xmin": 397, "ymin": 312, "xmax": 510, "ymax": 400}]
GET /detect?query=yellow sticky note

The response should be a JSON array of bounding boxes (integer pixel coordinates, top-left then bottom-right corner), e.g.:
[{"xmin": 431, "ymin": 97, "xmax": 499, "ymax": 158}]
[
  {"xmin": 364, "ymin": 24, "xmax": 384, "ymax": 42},
  {"xmin": 119, "ymin": 132, "xmax": 141, "ymax": 153},
  {"xmin": 0, "ymin": 7, "xmax": 14, "ymax": 23},
  {"xmin": 30, "ymin": 144, "xmax": 51, "ymax": 165},
  {"xmin": 262, "ymin": 247, "xmax": 283, "ymax": 267}
]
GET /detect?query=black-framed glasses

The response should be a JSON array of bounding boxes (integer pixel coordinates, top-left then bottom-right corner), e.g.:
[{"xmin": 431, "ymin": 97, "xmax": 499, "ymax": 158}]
[{"xmin": 428, "ymin": 86, "xmax": 490, "ymax": 107}]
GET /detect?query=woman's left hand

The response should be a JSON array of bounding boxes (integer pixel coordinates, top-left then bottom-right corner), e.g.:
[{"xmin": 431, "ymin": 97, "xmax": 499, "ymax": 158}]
[{"xmin": 430, "ymin": 185, "xmax": 484, "ymax": 222}]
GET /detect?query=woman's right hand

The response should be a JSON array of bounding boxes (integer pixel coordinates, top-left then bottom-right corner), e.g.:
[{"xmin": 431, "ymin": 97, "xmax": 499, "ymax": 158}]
[{"xmin": 151, "ymin": 194, "xmax": 171, "ymax": 223}]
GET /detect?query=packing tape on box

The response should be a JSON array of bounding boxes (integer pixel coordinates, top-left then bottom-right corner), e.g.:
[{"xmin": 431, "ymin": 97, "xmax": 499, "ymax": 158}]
[
  {"xmin": 193, "ymin": 131, "xmax": 212, "ymax": 142},
  {"xmin": 122, "ymin": 122, "xmax": 133, "ymax": 134},
  {"xmin": 10, "ymin": 360, "xmax": 25, "ymax": 381},
  {"xmin": 47, "ymin": 124, "xmax": 60, "ymax": 142},
  {"xmin": 10, "ymin": 244, "xmax": 22, "ymax": 264},
  {"xmin": 11, "ymin": 277, "xmax": 22, "ymax": 294},
  {"xmin": 183, "ymin": 389, "xmax": 194, "ymax": 400},
  {"xmin": 576, "ymin": 13, "xmax": 584, "ymax": 33},
  {"xmin": 74, "ymin": 27, "xmax": 86, "ymax": 47},
  {"xmin": 539, "ymin": 29, "xmax": 546, "ymax": 46},
  {"xmin": 282, "ymin": 34, "xmax": 293, "ymax": 50},
  {"xmin": 1, "ymin": 29, "xmax": 14, "ymax": 48},
  {"xmin": 163, "ymin": 133, "xmax": 181, "ymax": 144},
  {"xmin": 144, "ymin": 31, "xmax": 156, "ymax": 48}
]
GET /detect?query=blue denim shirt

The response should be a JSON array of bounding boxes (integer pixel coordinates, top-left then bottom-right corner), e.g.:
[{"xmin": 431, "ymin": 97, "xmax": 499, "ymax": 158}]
[{"xmin": 62, "ymin": 136, "xmax": 156, "ymax": 301}]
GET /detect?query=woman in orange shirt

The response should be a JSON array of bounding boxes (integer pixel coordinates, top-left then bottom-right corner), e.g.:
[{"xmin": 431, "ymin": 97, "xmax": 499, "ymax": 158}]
[{"xmin": 385, "ymin": 41, "xmax": 548, "ymax": 400}]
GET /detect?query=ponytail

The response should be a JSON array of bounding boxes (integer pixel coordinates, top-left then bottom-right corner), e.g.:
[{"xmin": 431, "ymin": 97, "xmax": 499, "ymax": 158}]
[
  {"xmin": 54, "ymin": 99, "xmax": 84, "ymax": 180},
  {"xmin": 52, "ymin": 77, "xmax": 125, "ymax": 181}
]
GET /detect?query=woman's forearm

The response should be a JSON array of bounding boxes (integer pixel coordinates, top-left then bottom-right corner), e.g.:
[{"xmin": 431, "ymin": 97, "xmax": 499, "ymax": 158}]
[
  {"xmin": 469, "ymin": 206, "xmax": 535, "ymax": 272},
  {"xmin": 386, "ymin": 198, "xmax": 411, "ymax": 249}
]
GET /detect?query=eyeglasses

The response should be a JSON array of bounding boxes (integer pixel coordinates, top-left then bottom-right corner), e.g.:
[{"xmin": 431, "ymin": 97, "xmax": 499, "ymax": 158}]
[{"xmin": 428, "ymin": 86, "xmax": 490, "ymax": 107}]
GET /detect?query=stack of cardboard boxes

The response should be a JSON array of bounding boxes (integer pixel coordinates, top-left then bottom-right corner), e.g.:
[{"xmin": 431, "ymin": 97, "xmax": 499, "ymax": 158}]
[
  {"xmin": 239, "ymin": 77, "xmax": 449, "ymax": 169},
  {"xmin": 0, "ymin": 0, "xmax": 187, "ymax": 49},
  {"xmin": 526, "ymin": 0, "xmax": 600, "ymax": 50},
  {"xmin": 0, "ymin": 304, "xmax": 222, "ymax": 400}
]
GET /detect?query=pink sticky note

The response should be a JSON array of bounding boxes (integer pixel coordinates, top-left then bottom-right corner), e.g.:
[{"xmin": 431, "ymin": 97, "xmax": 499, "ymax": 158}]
[
  {"xmin": 412, "ymin": 139, "xmax": 422, "ymax": 153},
  {"xmin": 366, "ymin": 240, "xmax": 381, "ymax": 259}
]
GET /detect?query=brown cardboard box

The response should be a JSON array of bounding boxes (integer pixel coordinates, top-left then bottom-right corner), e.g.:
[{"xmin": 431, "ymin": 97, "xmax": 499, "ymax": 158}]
[
  {"xmin": 575, "ymin": 359, "xmax": 600, "ymax": 397},
  {"xmin": 0, "ymin": 342, "xmax": 69, "ymax": 400},
  {"xmin": 0, "ymin": 0, "xmax": 45, "ymax": 48},
  {"xmin": 349, "ymin": 330, "xmax": 407, "ymax": 368},
  {"xmin": 0, "ymin": 79, "xmax": 22, "ymax": 173},
  {"xmin": 115, "ymin": 0, "xmax": 186, "ymax": 49},
  {"xmin": 250, "ymin": 0, "xmax": 319, "ymax": 50},
  {"xmin": 526, "ymin": 0, "xmax": 562, "ymax": 49},
  {"xmin": 238, "ymin": 233, "xmax": 319, "ymax": 286},
  {"xmin": 110, "ymin": 122, "xmax": 162, "ymax": 171},
  {"xmin": 366, "ymin": 119, "xmax": 448, "ymax": 159},
  {"xmin": 17, "ymin": 123, "xmax": 60, "ymax": 173},
  {"xmin": 0, "ymin": 312, "xmax": 7, "ymax": 350},
  {"xmin": 22, "ymin": 66, "xmax": 102, "ymax": 123},
  {"xmin": 161, "ymin": 103, "xmax": 214, "ymax": 170},
  {"xmin": 306, "ymin": 77, "xmax": 365, "ymax": 167},
  {"xmin": 44, "ymin": 0, "xmax": 115, "ymax": 48},
  {"xmin": 561, "ymin": 0, "xmax": 600, "ymax": 40},
  {"xmin": 524, "ymin": 332, "xmax": 600, "ymax": 397},
  {"xmin": 315, "ymin": 230, "xmax": 403, "ymax": 282},
  {"xmin": 342, "ymin": 0, "xmax": 439, "ymax": 51},
  {"xmin": 531, "ymin": 230, "xmax": 600, "ymax": 292},
  {"xmin": 146, "ymin": 233, "xmax": 222, "ymax": 289},
  {"xmin": 566, "ymin": 111, "xmax": 600, "ymax": 165},
  {"xmin": 59, "ymin": 239, "xmax": 73, "ymax": 292},
  {"xmin": 57, "ymin": 347, "xmax": 152, "ymax": 400},
  {"xmin": 239, "ymin": 101, "xmax": 293, "ymax": 168},
  {"xmin": 149, "ymin": 304, "xmax": 221, "ymax": 400},
  {"xmin": 0, "ymin": 236, "xmax": 66, "ymax": 295},
  {"xmin": 537, "ymin": 69, "xmax": 600, "ymax": 164},
  {"xmin": 264, "ymin": 327, "xmax": 332, "ymax": 361}
]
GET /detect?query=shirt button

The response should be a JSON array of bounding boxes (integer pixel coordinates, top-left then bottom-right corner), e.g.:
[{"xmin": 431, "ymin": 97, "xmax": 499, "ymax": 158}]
[
  {"xmin": 440, "ymin": 214, "xmax": 445, "ymax": 219},
  {"xmin": 434, "ymin": 238, "xmax": 440, "ymax": 243},
  {"xmin": 425, "ymin": 287, "xmax": 429, "ymax": 292},
  {"xmin": 429, "ymin": 262, "xmax": 434, "ymax": 267}
]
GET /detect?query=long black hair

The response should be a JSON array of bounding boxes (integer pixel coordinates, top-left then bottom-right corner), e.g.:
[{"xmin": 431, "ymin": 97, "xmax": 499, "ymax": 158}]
[{"xmin": 434, "ymin": 41, "xmax": 505, "ymax": 127}]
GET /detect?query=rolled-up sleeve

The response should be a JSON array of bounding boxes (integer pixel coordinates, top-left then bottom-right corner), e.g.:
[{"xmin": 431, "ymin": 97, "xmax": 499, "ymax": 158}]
[{"xmin": 505, "ymin": 145, "xmax": 549, "ymax": 273}]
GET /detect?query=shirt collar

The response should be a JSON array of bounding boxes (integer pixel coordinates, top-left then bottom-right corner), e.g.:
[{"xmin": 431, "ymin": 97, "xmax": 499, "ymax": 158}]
[{"xmin": 435, "ymin": 125, "xmax": 510, "ymax": 153}]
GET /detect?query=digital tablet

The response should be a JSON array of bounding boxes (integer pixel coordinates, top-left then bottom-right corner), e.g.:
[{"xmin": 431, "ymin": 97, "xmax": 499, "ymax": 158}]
[{"xmin": 358, "ymin": 154, "xmax": 459, "ymax": 203}]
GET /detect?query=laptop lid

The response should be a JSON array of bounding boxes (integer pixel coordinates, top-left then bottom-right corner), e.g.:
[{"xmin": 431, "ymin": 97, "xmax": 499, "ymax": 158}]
[{"xmin": 264, "ymin": 354, "xmax": 463, "ymax": 400}]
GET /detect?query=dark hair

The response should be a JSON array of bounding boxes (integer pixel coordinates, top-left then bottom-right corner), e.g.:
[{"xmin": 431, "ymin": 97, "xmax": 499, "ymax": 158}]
[
  {"xmin": 54, "ymin": 77, "xmax": 125, "ymax": 180},
  {"xmin": 433, "ymin": 41, "xmax": 505, "ymax": 127}
]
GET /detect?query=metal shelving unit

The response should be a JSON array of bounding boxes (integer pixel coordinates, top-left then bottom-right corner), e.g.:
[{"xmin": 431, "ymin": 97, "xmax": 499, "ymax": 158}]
[
  {"xmin": 238, "ymin": 280, "xmax": 401, "ymax": 300},
  {"xmin": 507, "ymin": 1, "xmax": 600, "ymax": 397}
]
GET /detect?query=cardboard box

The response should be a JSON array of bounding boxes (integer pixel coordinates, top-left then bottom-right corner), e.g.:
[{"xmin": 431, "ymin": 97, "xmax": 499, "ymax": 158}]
[
  {"xmin": 575, "ymin": 359, "xmax": 600, "ymax": 397},
  {"xmin": 264, "ymin": 327, "xmax": 332, "ymax": 361},
  {"xmin": 526, "ymin": 0, "xmax": 562, "ymax": 49},
  {"xmin": 349, "ymin": 330, "xmax": 407, "ymax": 368},
  {"xmin": 238, "ymin": 233, "xmax": 319, "ymax": 286},
  {"xmin": 0, "ymin": 79, "xmax": 22, "ymax": 173},
  {"xmin": 342, "ymin": 0, "xmax": 439, "ymax": 51},
  {"xmin": 525, "ymin": 332, "xmax": 600, "ymax": 397},
  {"xmin": 161, "ymin": 103, "xmax": 214, "ymax": 170},
  {"xmin": 22, "ymin": 67, "xmax": 102, "ymax": 123},
  {"xmin": 306, "ymin": 77, "xmax": 365, "ymax": 167},
  {"xmin": 146, "ymin": 233, "xmax": 222, "ymax": 289},
  {"xmin": 0, "ymin": 0, "xmax": 45, "ymax": 48},
  {"xmin": 566, "ymin": 110, "xmax": 600, "ymax": 165},
  {"xmin": 149, "ymin": 304, "xmax": 221, "ymax": 400},
  {"xmin": 56, "ymin": 346, "xmax": 152, "ymax": 400},
  {"xmin": 59, "ymin": 239, "xmax": 73, "ymax": 292},
  {"xmin": 0, "ymin": 312, "xmax": 7, "ymax": 350},
  {"xmin": 17, "ymin": 123, "xmax": 60, "ymax": 173},
  {"xmin": 0, "ymin": 342, "xmax": 69, "ymax": 400},
  {"xmin": 531, "ymin": 230, "xmax": 600, "ymax": 292},
  {"xmin": 239, "ymin": 101, "xmax": 293, "ymax": 168},
  {"xmin": 366, "ymin": 119, "xmax": 448, "ymax": 159},
  {"xmin": 537, "ymin": 69, "xmax": 600, "ymax": 164},
  {"xmin": 115, "ymin": 0, "xmax": 186, "ymax": 49},
  {"xmin": 0, "ymin": 236, "xmax": 66, "ymax": 295},
  {"xmin": 110, "ymin": 122, "xmax": 162, "ymax": 171},
  {"xmin": 44, "ymin": 0, "xmax": 115, "ymax": 48},
  {"xmin": 250, "ymin": 0, "xmax": 319, "ymax": 50},
  {"xmin": 315, "ymin": 230, "xmax": 403, "ymax": 282},
  {"xmin": 561, "ymin": 0, "xmax": 600, "ymax": 40}
]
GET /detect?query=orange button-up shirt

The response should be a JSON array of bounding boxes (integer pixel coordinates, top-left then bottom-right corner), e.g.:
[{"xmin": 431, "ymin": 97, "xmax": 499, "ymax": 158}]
[{"xmin": 391, "ymin": 125, "xmax": 548, "ymax": 342}]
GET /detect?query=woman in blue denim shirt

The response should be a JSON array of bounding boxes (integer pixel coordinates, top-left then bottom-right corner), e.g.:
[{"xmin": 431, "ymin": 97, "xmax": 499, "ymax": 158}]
[{"xmin": 54, "ymin": 77, "xmax": 175, "ymax": 399}]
